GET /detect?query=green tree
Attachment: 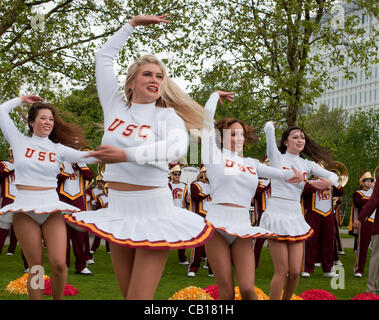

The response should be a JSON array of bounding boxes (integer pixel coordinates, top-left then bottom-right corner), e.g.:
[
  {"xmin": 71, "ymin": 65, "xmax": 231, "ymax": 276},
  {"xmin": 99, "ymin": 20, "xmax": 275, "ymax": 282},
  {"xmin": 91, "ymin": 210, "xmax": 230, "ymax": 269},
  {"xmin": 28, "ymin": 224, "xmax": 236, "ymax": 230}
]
[
  {"xmin": 338, "ymin": 108, "xmax": 379, "ymax": 201},
  {"xmin": 0, "ymin": 0, "xmax": 202, "ymax": 101},
  {"xmin": 186, "ymin": 0, "xmax": 378, "ymax": 126},
  {"xmin": 57, "ymin": 85, "xmax": 103, "ymax": 147}
]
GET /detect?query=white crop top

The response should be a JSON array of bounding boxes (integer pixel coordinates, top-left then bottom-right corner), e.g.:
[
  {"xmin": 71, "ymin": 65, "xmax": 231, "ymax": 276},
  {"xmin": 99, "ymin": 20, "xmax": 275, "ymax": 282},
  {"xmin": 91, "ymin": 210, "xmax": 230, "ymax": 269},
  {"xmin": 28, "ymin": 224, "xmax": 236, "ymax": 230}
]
[
  {"xmin": 96, "ymin": 23, "xmax": 189, "ymax": 187},
  {"xmin": 201, "ymin": 92, "xmax": 296, "ymax": 208},
  {"xmin": 264, "ymin": 121, "xmax": 338, "ymax": 201},
  {"xmin": 0, "ymin": 97, "xmax": 97, "ymax": 188}
]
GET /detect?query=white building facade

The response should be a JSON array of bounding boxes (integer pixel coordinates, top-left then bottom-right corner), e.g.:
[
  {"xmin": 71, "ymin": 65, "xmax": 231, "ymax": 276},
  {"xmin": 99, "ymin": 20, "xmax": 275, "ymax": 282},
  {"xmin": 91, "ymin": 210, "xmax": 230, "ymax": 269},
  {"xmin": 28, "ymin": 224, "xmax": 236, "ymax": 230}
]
[{"xmin": 310, "ymin": 2, "xmax": 379, "ymax": 114}]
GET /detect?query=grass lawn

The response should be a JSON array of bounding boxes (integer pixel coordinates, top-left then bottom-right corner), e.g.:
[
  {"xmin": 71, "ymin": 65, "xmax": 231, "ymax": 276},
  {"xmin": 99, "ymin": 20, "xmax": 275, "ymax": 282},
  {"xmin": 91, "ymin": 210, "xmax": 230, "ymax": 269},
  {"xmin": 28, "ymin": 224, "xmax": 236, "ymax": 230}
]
[{"xmin": 0, "ymin": 242, "xmax": 372, "ymax": 300}]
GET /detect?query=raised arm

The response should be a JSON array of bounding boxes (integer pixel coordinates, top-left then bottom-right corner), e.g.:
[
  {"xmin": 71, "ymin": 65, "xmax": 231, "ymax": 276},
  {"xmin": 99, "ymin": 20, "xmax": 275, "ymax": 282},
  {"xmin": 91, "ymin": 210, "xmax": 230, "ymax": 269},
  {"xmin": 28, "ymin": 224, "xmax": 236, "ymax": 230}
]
[
  {"xmin": 0, "ymin": 95, "xmax": 43, "ymax": 146},
  {"xmin": 96, "ymin": 15, "xmax": 169, "ymax": 113},
  {"xmin": 263, "ymin": 121, "xmax": 282, "ymax": 166},
  {"xmin": 201, "ymin": 91, "xmax": 233, "ymax": 165}
]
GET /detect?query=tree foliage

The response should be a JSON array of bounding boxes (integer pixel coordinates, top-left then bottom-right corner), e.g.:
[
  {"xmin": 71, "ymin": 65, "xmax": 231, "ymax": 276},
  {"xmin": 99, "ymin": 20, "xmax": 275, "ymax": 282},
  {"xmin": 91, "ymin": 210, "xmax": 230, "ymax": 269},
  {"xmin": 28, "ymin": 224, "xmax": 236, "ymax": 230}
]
[{"xmin": 186, "ymin": 0, "xmax": 378, "ymax": 126}]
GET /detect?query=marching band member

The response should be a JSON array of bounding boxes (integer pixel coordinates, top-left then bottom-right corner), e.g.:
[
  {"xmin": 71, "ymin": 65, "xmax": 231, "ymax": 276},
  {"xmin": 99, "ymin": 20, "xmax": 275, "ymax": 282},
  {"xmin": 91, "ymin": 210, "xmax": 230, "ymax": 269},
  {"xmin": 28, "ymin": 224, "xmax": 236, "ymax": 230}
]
[
  {"xmin": 353, "ymin": 173, "xmax": 379, "ymax": 293},
  {"xmin": 64, "ymin": 15, "xmax": 214, "ymax": 300},
  {"xmin": 0, "ymin": 95, "xmax": 96, "ymax": 300},
  {"xmin": 0, "ymin": 148, "xmax": 29, "ymax": 271},
  {"xmin": 333, "ymin": 197, "xmax": 346, "ymax": 257},
  {"xmin": 202, "ymin": 91, "xmax": 303, "ymax": 300},
  {"xmin": 261, "ymin": 121, "xmax": 338, "ymax": 300},
  {"xmin": 0, "ymin": 148, "xmax": 17, "ymax": 255},
  {"xmin": 188, "ymin": 165, "xmax": 213, "ymax": 277},
  {"xmin": 57, "ymin": 161, "xmax": 94, "ymax": 276},
  {"xmin": 90, "ymin": 184, "xmax": 110, "ymax": 254},
  {"xmin": 301, "ymin": 180, "xmax": 344, "ymax": 278},
  {"xmin": 168, "ymin": 162, "xmax": 190, "ymax": 265},
  {"xmin": 252, "ymin": 178, "xmax": 271, "ymax": 269},
  {"xmin": 350, "ymin": 171, "xmax": 375, "ymax": 277},
  {"xmin": 89, "ymin": 171, "xmax": 110, "ymax": 254}
]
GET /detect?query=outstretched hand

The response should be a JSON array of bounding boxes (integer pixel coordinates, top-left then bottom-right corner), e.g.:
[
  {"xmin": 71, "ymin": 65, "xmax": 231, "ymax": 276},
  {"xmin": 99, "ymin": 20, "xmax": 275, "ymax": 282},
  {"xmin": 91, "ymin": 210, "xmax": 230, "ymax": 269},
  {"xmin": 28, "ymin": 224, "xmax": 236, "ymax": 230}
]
[
  {"xmin": 129, "ymin": 15, "xmax": 170, "ymax": 28},
  {"xmin": 215, "ymin": 90, "xmax": 234, "ymax": 105},
  {"xmin": 20, "ymin": 95, "xmax": 45, "ymax": 104},
  {"xmin": 286, "ymin": 166, "xmax": 303, "ymax": 184},
  {"xmin": 84, "ymin": 145, "xmax": 127, "ymax": 164},
  {"xmin": 310, "ymin": 177, "xmax": 333, "ymax": 190}
]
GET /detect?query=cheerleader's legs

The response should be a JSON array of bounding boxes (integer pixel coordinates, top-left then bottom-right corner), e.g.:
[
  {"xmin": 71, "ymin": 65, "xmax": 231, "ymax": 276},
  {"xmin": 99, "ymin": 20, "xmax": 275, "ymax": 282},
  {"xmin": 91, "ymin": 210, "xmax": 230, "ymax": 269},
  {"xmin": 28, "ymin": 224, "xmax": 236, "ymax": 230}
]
[
  {"xmin": 13, "ymin": 213, "xmax": 45, "ymax": 300},
  {"xmin": 42, "ymin": 213, "xmax": 68, "ymax": 300},
  {"xmin": 205, "ymin": 230, "xmax": 235, "ymax": 300},
  {"xmin": 231, "ymin": 238, "xmax": 257, "ymax": 300},
  {"xmin": 109, "ymin": 243, "xmax": 169, "ymax": 300},
  {"xmin": 205, "ymin": 231, "xmax": 258, "ymax": 300},
  {"xmin": 268, "ymin": 239, "xmax": 304, "ymax": 300}
]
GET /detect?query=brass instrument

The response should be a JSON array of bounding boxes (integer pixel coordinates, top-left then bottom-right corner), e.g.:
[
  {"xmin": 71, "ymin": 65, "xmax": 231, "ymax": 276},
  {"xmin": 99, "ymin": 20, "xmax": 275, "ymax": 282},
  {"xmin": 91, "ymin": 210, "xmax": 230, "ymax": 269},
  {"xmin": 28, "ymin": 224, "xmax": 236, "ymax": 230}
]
[
  {"xmin": 96, "ymin": 163, "xmax": 106, "ymax": 181},
  {"xmin": 374, "ymin": 165, "xmax": 379, "ymax": 181},
  {"xmin": 326, "ymin": 161, "xmax": 349, "ymax": 187},
  {"xmin": 80, "ymin": 145, "xmax": 94, "ymax": 152}
]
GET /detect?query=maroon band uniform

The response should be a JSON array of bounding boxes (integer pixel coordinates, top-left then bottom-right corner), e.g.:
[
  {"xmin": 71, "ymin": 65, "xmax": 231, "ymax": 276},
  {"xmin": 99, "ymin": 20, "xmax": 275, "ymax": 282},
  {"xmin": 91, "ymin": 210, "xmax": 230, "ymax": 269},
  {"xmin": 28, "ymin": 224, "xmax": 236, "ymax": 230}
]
[
  {"xmin": 252, "ymin": 179, "xmax": 270, "ymax": 269},
  {"xmin": 90, "ymin": 191, "xmax": 110, "ymax": 253},
  {"xmin": 350, "ymin": 188, "xmax": 375, "ymax": 275},
  {"xmin": 168, "ymin": 179, "xmax": 189, "ymax": 264},
  {"xmin": 302, "ymin": 182, "xmax": 344, "ymax": 274},
  {"xmin": 57, "ymin": 162, "xmax": 94, "ymax": 274},
  {"xmin": 188, "ymin": 177, "xmax": 213, "ymax": 276}
]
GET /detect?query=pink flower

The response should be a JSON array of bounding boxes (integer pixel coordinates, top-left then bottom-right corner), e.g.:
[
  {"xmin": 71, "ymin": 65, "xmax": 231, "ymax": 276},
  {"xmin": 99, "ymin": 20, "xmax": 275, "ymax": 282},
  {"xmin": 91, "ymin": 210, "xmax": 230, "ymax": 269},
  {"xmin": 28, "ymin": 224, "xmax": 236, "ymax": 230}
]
[
  {"xmin": 203, "ymin": 285, "xmax": 219, "ymax": 300},
  {"xmin": 43, "ymin": 279, "xmax": 78, "ymax": 296},
  {"xmin": 300, "ymin": 289, "xmax": 337, "ymax": 300},
  {"xmin": 352, "ymin": 293, "xmax": 379, "ymax": 300}
]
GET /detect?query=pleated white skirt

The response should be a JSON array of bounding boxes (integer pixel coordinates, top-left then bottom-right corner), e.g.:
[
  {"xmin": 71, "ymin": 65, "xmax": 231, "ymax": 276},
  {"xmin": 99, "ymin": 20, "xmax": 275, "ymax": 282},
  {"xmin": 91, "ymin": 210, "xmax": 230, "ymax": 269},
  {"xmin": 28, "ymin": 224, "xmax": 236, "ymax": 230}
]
[
  {"xmin": 205, "ymin": 203, "xmax": 278, "ymax": 239},
  {"xmin": 0, "ymin": 189, "xmax": 80, "ymax": 224},
  {"xmin": 64, "ymin": 187, "xmax": 214, "ymax": 250},
  {"xmin": 259, "ymin": 197, "xmax": 314, "ymax": 242}
]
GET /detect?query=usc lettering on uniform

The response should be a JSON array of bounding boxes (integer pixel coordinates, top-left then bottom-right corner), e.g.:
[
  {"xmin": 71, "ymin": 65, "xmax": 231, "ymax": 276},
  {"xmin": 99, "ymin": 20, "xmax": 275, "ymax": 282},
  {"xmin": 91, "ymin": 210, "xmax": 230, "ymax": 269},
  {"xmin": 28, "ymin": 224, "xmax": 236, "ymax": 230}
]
[
  {"xmin": 25, "ymin": 147, "xmax": 56, "ymax": 163},
  {"xmin": 224, "ymin": 159, "xmax": 256, "ymax": 175},
  {"xmin": 107, "ymin": 118, "xmax": 151, "ymax": 139}
]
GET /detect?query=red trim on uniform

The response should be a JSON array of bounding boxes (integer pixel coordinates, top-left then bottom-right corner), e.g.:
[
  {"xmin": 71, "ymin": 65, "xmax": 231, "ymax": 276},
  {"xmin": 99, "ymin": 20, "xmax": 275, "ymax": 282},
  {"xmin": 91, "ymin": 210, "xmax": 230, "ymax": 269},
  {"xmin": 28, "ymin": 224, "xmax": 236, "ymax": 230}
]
[
  {"xmin": 63, "ymin": 214, "xmax": 215, "ymax": 250},
  {"xmin": 210, "ymin": 224, "xmax": 279, "ymax": 239},
  {"xmin": 271, "ymin": 228, "xmax": 314, "ymax": 242},
  {"xmin": 0, "ymin": 208, "xmax": 80, "ymax": 215}
]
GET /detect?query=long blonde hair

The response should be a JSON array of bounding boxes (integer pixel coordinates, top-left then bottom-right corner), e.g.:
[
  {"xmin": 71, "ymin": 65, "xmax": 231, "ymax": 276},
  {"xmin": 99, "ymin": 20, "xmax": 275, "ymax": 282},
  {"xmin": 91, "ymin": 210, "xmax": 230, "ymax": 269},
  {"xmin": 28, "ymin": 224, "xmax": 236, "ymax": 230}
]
[{"xmin": 124, "ymin": 55, "xmax": 205, "ymax": 130}]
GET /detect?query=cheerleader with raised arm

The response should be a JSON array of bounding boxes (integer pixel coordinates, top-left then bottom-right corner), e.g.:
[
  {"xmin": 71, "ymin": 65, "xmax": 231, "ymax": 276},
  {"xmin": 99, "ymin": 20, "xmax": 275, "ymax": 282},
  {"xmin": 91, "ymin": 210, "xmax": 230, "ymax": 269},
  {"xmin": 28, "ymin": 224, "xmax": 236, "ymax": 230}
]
[
  {"xmin": 201, "ymin": 91, "xmax": 303, "ymax": 300},
  {"xmin": 0, "ymin": 95, "xmax": 96, "ymax": 300},
  {"xmin": 64, "ymin": 15, "xmax": 214, "ymax": 300},
  {"xmin": 260, "ymin": 121, "xmax": 338, "ymax": 300}
]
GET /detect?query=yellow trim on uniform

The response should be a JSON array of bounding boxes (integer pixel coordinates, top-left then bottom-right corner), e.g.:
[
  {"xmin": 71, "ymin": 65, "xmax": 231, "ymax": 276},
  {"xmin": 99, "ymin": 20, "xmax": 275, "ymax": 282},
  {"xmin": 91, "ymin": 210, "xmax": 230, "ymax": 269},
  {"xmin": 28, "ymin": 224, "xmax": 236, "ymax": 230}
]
[
  {"xmin": 311, "ymin": 193, "xmax": 332, "ymax": 217},
  {"xmin": 59, "ymin": 174, "xmax": 84, "ymax": 200}
]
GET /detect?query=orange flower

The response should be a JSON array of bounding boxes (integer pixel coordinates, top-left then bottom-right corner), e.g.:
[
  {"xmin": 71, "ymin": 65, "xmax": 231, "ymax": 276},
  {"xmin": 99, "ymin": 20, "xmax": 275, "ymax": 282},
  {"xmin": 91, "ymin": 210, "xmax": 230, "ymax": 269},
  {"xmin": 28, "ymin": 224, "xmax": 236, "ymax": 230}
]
[
  {"xmin": 234, "ymin": 286, "xmax": 269, "ymax": 300},
  {"xmin": 5, "ymin": 273, "xmax": 49, "ymax": 295},
  {"xmin": 169, "ymin": 286, "xmax": 214, "ymax": 300}
]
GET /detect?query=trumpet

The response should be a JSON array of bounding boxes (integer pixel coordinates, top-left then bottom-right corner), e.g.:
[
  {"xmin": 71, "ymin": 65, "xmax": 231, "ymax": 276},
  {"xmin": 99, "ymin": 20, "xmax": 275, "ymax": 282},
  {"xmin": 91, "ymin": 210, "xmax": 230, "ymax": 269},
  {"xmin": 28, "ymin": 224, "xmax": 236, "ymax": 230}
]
[
  {"xmin": 96, "ymin": 163, "xmax": 106, "ymax": 181},
  {"xmin": 326, "ymin": 161, "xmax": 349, "ymax": 187}
]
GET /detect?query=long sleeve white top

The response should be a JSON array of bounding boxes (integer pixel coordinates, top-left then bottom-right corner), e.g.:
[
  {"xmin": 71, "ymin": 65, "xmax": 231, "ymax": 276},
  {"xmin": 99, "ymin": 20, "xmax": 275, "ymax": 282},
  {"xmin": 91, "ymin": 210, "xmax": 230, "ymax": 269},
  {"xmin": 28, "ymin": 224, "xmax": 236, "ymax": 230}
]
[
  {"xmin": 264, "ymin": 121, "xmax": 338, "ymax": 201},
  {"xmin": 0, "ymin": 97, "xmax": 96, "ymax": 188},
  {"xmin": 96, "ymin": 23, "xmax": 189, "ymax": 186},
  {"xmin": 201, "ymin": 92, "xmax": 295, "ymax": 208}
]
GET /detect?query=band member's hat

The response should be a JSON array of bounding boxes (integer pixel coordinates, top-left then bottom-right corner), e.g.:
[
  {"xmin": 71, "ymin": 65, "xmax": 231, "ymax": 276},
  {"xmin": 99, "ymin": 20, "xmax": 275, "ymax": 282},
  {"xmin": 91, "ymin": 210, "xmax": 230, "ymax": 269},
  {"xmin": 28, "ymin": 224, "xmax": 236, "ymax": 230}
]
[
  {"xmin": 359, "ymin": 170, "xmax": 374, "ymax": 187},
  {"xmin": 169, "ymin": 162, "xmax": 181, "ymax": 173}
]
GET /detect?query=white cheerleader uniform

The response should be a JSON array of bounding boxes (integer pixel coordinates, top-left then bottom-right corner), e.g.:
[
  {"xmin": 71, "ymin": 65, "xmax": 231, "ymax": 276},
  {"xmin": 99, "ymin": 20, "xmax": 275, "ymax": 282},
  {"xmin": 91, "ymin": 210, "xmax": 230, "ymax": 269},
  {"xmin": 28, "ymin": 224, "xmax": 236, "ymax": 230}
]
[
  {"xmin": 201, "ymin": 93, "xmax": 298, "ymax": 243},
  {"xmin": 64, "ymin": 23, "xmax": 214, "ymax": 250},
  {"xmin": 0, "ymin": 98, "xmax": 97, "ymax": 225},
  {"xmin": 259, "ymin": 121, "xmax": 338, "ymax": 241}
]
